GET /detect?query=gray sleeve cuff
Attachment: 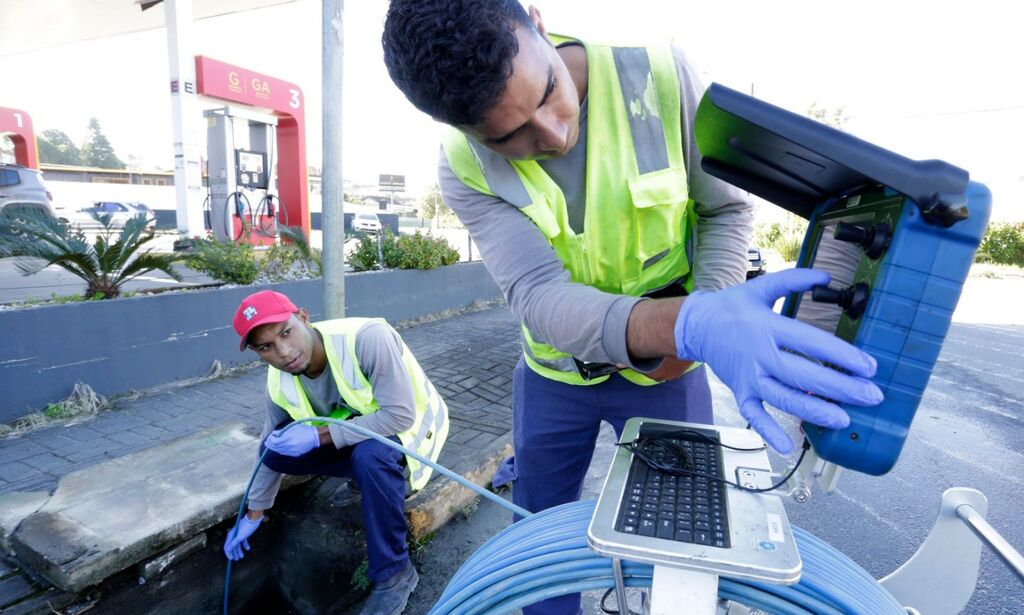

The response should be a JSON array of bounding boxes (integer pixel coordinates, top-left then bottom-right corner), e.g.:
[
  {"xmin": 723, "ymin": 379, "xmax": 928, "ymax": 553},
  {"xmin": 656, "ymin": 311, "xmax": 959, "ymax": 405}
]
[
  {"xmin": 601, "ymin": 296, "xmax": 662, "ymax": 373},
  {"xmin": 327, "ymin": 422, "xmax": 354, "ymax": 449}
]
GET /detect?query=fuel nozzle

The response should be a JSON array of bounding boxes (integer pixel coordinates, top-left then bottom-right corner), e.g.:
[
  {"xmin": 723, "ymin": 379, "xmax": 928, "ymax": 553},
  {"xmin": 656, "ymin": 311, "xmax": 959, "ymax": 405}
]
[
  {"xmin": 811, "ymin": 282, "xmax": 870, "ymax": 320},
  {"xmin": 833, "ymin": 222, "xmax": 892, "ymax": 259}
]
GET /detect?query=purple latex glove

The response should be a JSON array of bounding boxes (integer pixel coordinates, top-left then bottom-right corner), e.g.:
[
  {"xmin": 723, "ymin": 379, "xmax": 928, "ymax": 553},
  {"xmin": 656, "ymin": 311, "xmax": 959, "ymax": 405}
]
[
  {"xmin": 674, "ymin": 268, "xmax": 883, "ymax": 453},
  {"xmin": 223, "ymin": 514, "xmax": 261, "ymax": 561},
  {"xmin": 265, "ymin": 424, "xmax": 320, "ymax": 457}
]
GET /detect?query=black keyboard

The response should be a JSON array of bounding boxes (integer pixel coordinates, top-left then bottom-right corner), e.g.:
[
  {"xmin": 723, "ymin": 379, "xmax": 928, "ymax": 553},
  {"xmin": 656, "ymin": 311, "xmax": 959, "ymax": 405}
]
[{"xmin": 614, "ymin": 433, "xmax": 731, "ymax": 548}]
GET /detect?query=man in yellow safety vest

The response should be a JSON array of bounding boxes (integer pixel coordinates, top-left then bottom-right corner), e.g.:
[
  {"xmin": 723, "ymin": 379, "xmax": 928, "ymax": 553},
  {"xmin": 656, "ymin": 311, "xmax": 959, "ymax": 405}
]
[
  {"xmin": 223, "ymin": 290, "xmax": 449, "ymax": 615},
  {"xmin": 383, "ymin": 3, "xmax": 882, "ymax": 613}
]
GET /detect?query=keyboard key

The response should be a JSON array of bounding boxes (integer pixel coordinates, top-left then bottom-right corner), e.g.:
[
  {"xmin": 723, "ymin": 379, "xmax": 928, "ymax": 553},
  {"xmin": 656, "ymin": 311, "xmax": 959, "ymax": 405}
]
[{"xmin": 639, "ymin": 519, "xmax": 657, "ymax": 537}]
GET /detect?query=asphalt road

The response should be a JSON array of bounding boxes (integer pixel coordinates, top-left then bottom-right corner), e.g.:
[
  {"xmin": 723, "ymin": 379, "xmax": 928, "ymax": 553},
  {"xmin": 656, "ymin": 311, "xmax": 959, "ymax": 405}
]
[{"xmin": 406, "ymin": 280, "xmax": 1024, "ymax": 614}]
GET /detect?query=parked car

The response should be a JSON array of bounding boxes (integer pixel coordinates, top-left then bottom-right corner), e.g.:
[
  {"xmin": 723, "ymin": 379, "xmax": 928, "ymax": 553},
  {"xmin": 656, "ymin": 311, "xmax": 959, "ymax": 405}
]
[
  {"xmin": 353, "ymin": 212, "xmax": 382, "ymax": 233},
  {"xmin": 0, "ymin": 163, "xmax": 56, "ymax": 219},
  {"xmin": 68, "ymin": 201, "xmax": 156, "ymax": 228},
  {"xmin": 747, "ymin": 245, "xmax": 767, "ymax": 279}
]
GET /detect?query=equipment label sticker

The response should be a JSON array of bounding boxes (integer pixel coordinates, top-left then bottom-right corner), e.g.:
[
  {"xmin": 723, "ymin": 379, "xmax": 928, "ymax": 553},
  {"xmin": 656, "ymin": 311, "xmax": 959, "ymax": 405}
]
[{"xmin": 767, "ymin": 513, "xmax": 785, "ymax": 543}]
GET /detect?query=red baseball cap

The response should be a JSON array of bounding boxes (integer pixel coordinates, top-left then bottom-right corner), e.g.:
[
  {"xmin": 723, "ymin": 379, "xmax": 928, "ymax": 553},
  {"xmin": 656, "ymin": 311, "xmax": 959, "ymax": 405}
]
[{"xmin": 233, "ymin": 290, "xmax": 299, "ymax": 350}]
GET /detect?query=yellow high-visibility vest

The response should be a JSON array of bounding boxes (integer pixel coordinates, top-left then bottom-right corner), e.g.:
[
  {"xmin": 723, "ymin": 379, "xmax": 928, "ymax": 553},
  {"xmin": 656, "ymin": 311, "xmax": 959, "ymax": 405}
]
[
  {"xmin": 444, "ymin": 38, "xmax": 696, "ymax": 386},
  {"xmin": 267, "ymin": 318, "xmax": 449, "ymax": 491}
]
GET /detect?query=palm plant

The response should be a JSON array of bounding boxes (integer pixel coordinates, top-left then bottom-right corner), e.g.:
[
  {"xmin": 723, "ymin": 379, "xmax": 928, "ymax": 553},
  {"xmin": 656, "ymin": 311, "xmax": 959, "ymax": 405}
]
[
  {"xmin": 0, "ymin": 210, "xmax": 182, "ymax": 299},
  {"xmin": 276, "ymin": 224, "xmax": 322, "ymax": 276}
]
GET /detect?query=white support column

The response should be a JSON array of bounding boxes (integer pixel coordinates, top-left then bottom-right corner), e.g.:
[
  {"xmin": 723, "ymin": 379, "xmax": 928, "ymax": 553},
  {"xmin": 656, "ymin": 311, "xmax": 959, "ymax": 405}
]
[
  {"xmin": 651, "ymin": 566, "xmax": 719, "ymax": 615},
  {"xmin": 164, "ymin": 0, "xmax": 205, "ymax": 237}
]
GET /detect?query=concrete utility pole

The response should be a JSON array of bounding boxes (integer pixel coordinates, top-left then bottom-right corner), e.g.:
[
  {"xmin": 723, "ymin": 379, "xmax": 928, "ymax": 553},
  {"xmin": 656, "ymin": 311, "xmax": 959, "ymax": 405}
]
[{"xmin": 322, "ymin": 0, "xmax": 345, "ymax": 318}]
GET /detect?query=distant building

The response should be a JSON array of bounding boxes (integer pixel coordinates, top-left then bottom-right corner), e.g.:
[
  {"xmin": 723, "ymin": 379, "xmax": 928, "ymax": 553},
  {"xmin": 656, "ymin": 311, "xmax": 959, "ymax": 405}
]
[{"xmin": 40, "ymin": 163, "xmax": 174, "ymax": 186}]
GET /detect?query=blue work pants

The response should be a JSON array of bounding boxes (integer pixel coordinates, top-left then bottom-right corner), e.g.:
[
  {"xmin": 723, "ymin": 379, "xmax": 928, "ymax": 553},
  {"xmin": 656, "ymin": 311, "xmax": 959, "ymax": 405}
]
[
  {"xmin": 509, "ymin": 358, "xmax": 713, "ymax": 615},
  {"xmin": 261, "ymin": 433, "xmax": 409, "ymax": 583}
]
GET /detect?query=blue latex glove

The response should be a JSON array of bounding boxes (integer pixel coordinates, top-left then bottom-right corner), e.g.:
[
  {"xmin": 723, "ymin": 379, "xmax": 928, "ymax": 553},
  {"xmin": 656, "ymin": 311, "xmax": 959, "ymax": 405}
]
[
  {"xmin": 223, "ymin": 514, "xmax": 262, "ymax": 561},
  {"xmin": 264, "ymin": 424, "xmax": 321, "ymax": 457},
  {"xmin": 674, "ymin": 268, "xmax": 883, "ymax": 453}
]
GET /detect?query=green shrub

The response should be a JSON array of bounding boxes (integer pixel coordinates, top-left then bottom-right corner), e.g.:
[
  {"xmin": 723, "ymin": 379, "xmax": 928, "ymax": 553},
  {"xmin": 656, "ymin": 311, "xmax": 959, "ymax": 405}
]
[
  {"xmin": 348, "ymin": 230, "xmax": 460, "ymax": 271},
  {"xmin": 775, "ymin": 232, "xmax": 804, "ymax": 262},
  {"xmin": 976, "ymin": 222, "xmax": 1024, "ymax": 266},
  {"xmin": 752, "ymin": 214, "xmax": 807, "ymax": 263},
  {"xmin": 260, "ymin": 225, "xmax": 322, "ymax": 281},
  {"xmin": 185, "ymin": 232, "xmax": 259, "ymax": 285},
  {"xmin": 394, "ymin": 232, "xmax": 461, "ymax": 270},
  {"xmin": 751, "ymin": 223, "xmax": 781, "ymax": 251},
  {"xmin": 349, "ymin": 229, "xmax": 399, "ymax": 272}
]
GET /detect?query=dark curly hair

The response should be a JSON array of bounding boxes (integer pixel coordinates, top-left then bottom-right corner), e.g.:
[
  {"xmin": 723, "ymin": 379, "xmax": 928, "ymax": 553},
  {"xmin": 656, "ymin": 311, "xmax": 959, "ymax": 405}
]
[{"xmin": 382, "ymin": 0, "xmax": 533, "ymax": 127}]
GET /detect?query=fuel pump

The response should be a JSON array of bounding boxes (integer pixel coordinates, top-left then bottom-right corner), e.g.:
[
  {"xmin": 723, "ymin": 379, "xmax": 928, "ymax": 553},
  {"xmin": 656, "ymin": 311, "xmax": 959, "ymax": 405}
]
[{"xmin": 204, "ymin": 106, "xmax": 282, "ymax": 245}]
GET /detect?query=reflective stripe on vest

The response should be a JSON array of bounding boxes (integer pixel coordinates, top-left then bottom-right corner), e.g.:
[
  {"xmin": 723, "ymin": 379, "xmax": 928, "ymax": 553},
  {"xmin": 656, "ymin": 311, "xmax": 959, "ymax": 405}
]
[
  {"xmin": 266, "ymin": 318, "xmax": 449, "ymax": 492},
  {"xmin": 443, "ymin": 39, "xmax": 696, "ymax": 386}
]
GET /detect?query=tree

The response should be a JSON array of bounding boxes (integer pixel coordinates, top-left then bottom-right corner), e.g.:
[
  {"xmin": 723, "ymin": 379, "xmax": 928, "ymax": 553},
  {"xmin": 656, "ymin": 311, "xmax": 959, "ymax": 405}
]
[
  {"xmin": 38, "ymin": 129, "xmax": 83, "ymax": 165},
  {"xmin": 81, "ymin": 118, "xmax": 124, "ymax": 169},
  {"xmin": 0, "ymin": 137, "xmax": 13, "ymax": 163},
  {"xmin": 420, "ymin": 182, "xmax": 452, "ymax": 220}
]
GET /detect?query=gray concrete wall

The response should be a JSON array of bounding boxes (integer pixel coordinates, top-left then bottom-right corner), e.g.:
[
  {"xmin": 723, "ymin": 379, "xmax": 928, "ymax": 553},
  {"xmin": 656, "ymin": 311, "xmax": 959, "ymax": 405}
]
[{"xmin": 0, "ymin": 262, "xmax": 500, "ymax": 422}]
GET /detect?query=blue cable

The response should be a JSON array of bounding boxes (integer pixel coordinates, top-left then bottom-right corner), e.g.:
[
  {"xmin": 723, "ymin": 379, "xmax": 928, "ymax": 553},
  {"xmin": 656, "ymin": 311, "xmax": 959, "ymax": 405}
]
[
  {"xmin": 224, "ymin": 419, "xmax": 906, "ymax": 615},
  {"xmin": 431, "ymin": 500, "xmax": 907, "ymax": 615}
]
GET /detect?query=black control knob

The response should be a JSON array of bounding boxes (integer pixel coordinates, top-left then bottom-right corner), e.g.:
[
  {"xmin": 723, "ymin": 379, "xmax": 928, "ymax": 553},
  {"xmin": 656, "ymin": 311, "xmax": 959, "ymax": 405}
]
[
  {"xmin": 811, "ymin": 283, "xmax": 870, "ymax": 319},
  {"xmin": 833, "ymin": 222, "xmax": 892, "ymax": 259}
]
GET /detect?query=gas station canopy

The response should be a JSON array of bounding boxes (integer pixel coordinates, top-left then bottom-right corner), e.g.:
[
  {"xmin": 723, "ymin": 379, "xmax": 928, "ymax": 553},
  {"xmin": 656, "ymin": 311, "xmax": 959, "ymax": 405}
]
[{"xmin": 0, "ymin": 0, "xmax": 296, "ymax": 58}]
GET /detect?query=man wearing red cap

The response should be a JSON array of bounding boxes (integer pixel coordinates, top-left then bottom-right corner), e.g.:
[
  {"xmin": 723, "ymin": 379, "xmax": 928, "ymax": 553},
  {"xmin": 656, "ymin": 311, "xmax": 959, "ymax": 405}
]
[{"xmin": 225, "ymin": 290, "xmax": 449, "ymax": 615}]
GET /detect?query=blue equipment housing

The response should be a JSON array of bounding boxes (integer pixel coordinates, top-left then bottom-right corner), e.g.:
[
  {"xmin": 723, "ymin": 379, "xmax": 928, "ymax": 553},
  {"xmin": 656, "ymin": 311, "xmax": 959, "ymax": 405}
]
[{"xmin": 694, "ymin": 84, "xmax": 992, "ymax": 475}]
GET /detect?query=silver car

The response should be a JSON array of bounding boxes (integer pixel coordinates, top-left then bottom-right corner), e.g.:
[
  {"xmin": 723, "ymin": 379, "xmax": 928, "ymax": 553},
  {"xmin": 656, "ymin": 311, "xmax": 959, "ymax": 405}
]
[
  {"xmin": 353, "ymin": 212, "xmax": 383, "ymax": 233},
  {"xmin": 747, "ymin": 245, "xmax": 767, "ymax": 279},
  {"xmin": 0, "ymin": 163, "xmax": 56, "ymax": 219},
  {"xmin": 70, "ymin": 201, "xmax": 156, "ymax": 229}
]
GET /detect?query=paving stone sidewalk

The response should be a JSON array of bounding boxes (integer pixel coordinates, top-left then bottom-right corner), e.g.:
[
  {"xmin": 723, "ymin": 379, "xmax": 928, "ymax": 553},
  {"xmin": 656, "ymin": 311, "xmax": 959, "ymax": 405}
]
[{"xmin": 0, "ymin": 305, "xmax": 522, "ymax": 500}]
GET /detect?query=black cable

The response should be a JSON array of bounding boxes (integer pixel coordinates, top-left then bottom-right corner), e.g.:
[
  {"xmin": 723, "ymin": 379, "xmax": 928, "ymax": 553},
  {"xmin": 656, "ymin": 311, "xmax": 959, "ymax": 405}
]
[
  {"xmin": 275, "ymin": 194, "xmax": 289, "ymax": 229},
  {"xmin": 224, "ymin": 191, "xmax": 251, "ymax": 241},
  {"xmin": 253, "ymin": 194, "xmax": 278, "ymax": 238},
  {"xmin": 600, "ymin": 587, "xmax": 643, "ymax": 615},
  {"xmin": 253, "ymin": 194, "xmax": 291, "ymax": 239},
  {"xmin": 202, "ymin": 192, "xmax": 212, "ymax": 232},
  {"xmin": 616, "ymin": 432, "xmax": 810, "ymax": 494}
]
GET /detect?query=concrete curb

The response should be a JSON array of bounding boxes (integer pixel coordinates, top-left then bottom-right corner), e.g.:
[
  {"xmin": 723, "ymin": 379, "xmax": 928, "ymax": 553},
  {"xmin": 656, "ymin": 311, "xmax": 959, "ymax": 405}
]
[{"xmin": 406, "ymin": 433, "xmax": 512, "ymax": 540}]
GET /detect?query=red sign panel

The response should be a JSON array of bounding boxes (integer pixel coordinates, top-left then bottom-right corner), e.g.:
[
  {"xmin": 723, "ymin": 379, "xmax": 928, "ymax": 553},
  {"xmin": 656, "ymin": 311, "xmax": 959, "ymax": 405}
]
[
  {"xmin": 194, "ymin": 56, "xmax": 309, "ymax": 236},
  {"xmin": 0, "ymin": 107, "xmax": 39, "ymax": 169}
]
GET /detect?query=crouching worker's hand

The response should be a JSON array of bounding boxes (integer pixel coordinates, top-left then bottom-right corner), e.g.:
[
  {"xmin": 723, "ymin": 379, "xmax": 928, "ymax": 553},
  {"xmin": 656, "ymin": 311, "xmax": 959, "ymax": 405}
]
[
  {"xmin": 265, "ymin": 424, "xmax": 320, "ymax": 457},
  {"xmin": 674, "ymin": 268, "xmax": 884, "ymax": 454},
  {"xmin": 224, "ymin": 513, "xmax": 262, "ymax": 561}
]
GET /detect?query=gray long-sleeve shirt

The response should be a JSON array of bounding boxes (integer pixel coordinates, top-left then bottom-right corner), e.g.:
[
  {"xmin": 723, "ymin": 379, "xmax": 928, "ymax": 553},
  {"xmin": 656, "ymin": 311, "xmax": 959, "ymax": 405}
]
[
  {"xmin": 438, "ymin": 44, "xmax": 754, "ymax": 371},
  {"xmin": 247, "ymin": 322, "xmax": 416, "ymax": 511}
]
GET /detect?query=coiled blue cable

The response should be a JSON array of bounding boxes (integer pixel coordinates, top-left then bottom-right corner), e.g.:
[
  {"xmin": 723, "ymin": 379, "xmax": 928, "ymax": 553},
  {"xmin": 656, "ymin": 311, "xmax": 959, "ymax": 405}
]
[
  {"xmin": 224, "ymin": 419, "xmax": 905, "ymax": 615},
  {"xmin": 431, "ymin": 500, "xmax": 907, "ymax": 615}
]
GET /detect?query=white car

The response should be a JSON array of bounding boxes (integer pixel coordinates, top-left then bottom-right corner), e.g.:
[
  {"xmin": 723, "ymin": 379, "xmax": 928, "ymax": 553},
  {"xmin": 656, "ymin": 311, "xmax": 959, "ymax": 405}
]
[
  {"xmin": 353, "ymin": 212, "xmax": 382, "ymax": 233},
  {"xmin": 0, "ymin": 163, "xmax": 56, "ymax": 220},
  {"xmin": 69, "ymin": 201, "xmax": 156, "ymax": 229}
]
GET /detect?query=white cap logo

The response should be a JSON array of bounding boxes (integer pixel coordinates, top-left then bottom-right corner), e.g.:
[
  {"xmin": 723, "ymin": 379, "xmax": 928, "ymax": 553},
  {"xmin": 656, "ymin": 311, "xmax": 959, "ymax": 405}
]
[{"xmin": 243, "ymin": 306, "xmax": 258, "ymax": 321}]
